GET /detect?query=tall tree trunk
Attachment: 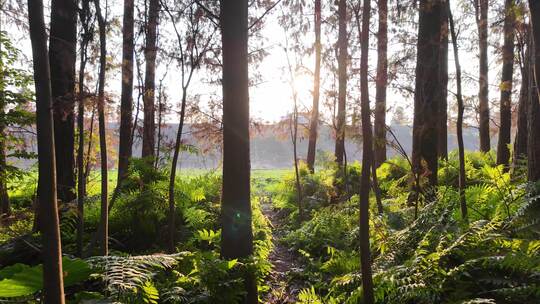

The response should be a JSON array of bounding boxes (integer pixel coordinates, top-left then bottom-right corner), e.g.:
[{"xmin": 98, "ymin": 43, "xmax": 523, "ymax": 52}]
[
  {"xmin": 334, "ymin": 0, "xmax": 347, "ymax": 166},
  {"xmin": 476, "ymin": 0, "xmax": 491, "ymax": 152},
  {"xmin": 168, "ymin": 92, "xmax": 186, "ymax": 253},
  {"xmin": 94, "ymin": 0, "xmax": 108, "ymax": 256},
  {"xmin": 28, "ymin": 0, "xmax": 65, "ymax": 302},
  {"xmin": 359, "ymin": 0, "xmax": 375, "ymax": 302},
  {"xmin": 142, "ymin": 0, "xmax": 159, "ymax": 159},
  {"xmin": 220, "ymin": 0, "xmax": 257, "ymax": 302},
  {"xmin": 118, "ymin": 0, "xmax": 135, "ymax": 184},
  {"xmin": 49, "ymin": 0, "xmax": 77, "ymax": 203},
  {"xmin": 306, "ymin": 0, "xmax": 321, "ymax": 173},
  {"xmin": 76, "ymin": 0, "xmax": 91, "ymax": 257},
  {"xmin": 448, "ymin": 1, "xmax": 468, "ymax": 221},
  {"xmin": 496, "ymin": 0, "xmax": 516, "ymax": 168},
  {"xmin": 528, "ymin": 0, "xmax": 540, "ymax": 181},
  {"xmin": 412, "ymin": 0, "xmax": 444, "ymax": 187},
  {"xmin": 0, "ymin": 129, "xmax": 9, "ymax": 216},
  {"xmin": 513, "ymin": 41, "xmax": 530, "ymax": 169},
  {"xmin": 374, "ymin": 0, "xmax": 388, "ymax": 168},
  {"xmin": 438, "ymin": 3, "xmax": 449, "ymax": 160}
]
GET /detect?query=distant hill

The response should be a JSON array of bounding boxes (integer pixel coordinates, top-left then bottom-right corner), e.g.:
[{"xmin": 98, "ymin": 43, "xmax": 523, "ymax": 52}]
[{"xmin": 11, "ymin": 123, "xmax": 486, "ymax": 169}]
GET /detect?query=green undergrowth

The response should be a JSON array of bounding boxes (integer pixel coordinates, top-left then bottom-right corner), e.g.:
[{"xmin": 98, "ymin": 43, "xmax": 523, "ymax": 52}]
[{"xmin": 270, "ymin": 152, "xmax": 540, "ymax": 303}]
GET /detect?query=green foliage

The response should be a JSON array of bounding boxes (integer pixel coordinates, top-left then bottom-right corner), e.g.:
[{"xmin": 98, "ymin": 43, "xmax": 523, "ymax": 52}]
[{"xmin": 0, "ymin": 257, "xmax": 92, "ymax": 299}]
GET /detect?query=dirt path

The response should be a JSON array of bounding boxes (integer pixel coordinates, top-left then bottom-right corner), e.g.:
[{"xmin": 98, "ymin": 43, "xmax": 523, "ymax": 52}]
[{"xmin": 261, "ymin": 201, "xmax": 299, "ymax": 303}]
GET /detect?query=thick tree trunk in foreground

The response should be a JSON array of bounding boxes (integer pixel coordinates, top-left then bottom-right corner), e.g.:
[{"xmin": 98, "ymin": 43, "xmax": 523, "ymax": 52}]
[
  {"xmin": 374, "ymin": 0, "xmax": 388, "ymax": 167},
  {"xmin": 142, "ymin": 0, "xmax": 159, "ymax": 158},
  {"xmin": 438, "ymin": 3, "xmax": 449, "ymax": 160},
  {"xmin": 118, "ymin": 0, "xmax": 135, "ymax": 184},
  {"xmin": 49, "ymin": 0, "xmax": 77, "ymax": 203},
  {"xmin": 306, "ymin": 0, "xmax": 321, "ymax": 173},
  {"xmin": 334, "ymin": 0, "xmax": 347, "ymax": 166},
  {"xmin": 496, "ymin": 0, "xmax": 515, "ymax": 168},
  {"xmin": 359, "ymin": 0, "xmax": 375, "ymax": 302},
  {"xmin": 412, "ymin": 0, "xmax": 444, "ymax": 187},
  {"xmin": 476, "ymin": 0, "xmax": 491, "ymax": 152},
  {"xmin": 28, "ymin": 0, "xmax": 65, "ymax": 302},
  {"xmin": 448, "ymin": 1, "xmax": 468, "ymax": 221},
  {"xmin": 528, "ymin": 0, "xmax": 540, "ymax": 181},
  {"xmin": 220, "ymin": 0, "xmax": 257, "ymax": 302},
  {"xmin": 94, "ymin": 0, "xmax": 108, "ymax": 256}
]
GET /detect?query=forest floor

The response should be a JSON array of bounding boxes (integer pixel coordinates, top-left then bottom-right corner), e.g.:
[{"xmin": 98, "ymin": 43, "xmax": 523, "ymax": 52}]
[{"xmin": 261, "ymin": 200, "xmax": 301, "ymax": 303}]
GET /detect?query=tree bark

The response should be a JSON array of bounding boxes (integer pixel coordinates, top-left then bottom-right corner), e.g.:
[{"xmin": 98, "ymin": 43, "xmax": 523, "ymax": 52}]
[
  {"xmin": 28, "ymin": 0, "xmax": 65, "ymax": 302},
  {"xmin": 496, "ymin": 0, "xmax": 515, "ymax": 168},
  {"xmin": 306, "ymin": 0, "xmax": 321, "ymax": 173},
  {"xmin": 220, "ymin": 0, "xmax": 257, "ymax": 302},
  {"xmin": 412, "ymin": 0, "xmax": 444, "ymax": 187},
  {"xmin": 0, "ymin": 131, "xmax": 9, "ymax": 216},
  {"xmin": 438, "ymin": 3, "xmax": 449, "ymax": 160},
  {"xmin": 513, "ymin": 41, "xmax": 530, "ymax": 169},
  {"xmin": 448, "ymin": 1, "xmax": 468, "ymax": 221},
  {"xmin": 94, "ymin": 0, "xmax": 108, "ymax": 256},
  {"xmin": 49, "ymin": 0, "xmax": 77, "ymax": 203},
  {"xmin": 76, "ymin": 0, "xmax": 91, "ymax": 257},
  {"xmin": 359, "ymin": 0, "xmax": 375, "ymax": 302},
  {"xmin": 528, "ymin": 0, "xmax": 540, "ymax": 181},
  {"xmin": 374, "ymin": 0, "xmax": 388, "ymax": 167},
  {"xmin": 142, "ymin": 0, "xmax": 159, "ymax": 159},
  {"xmin": 334, "ymin": 0, "xmax": 347, "ymax": 166},
  {"xmin": 118, "ymin": 0, "xmax": 135, "ymax": 184},
  {"xmin": 476, "ymin": 0, "xmax": 491, "ymax": 152}
]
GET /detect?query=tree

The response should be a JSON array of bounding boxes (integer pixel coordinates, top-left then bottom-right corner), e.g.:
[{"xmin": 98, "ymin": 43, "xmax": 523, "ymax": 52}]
[
  {"xmin": 142, "ymin": 0, "xmax": 159, "ymax": 159},
  {"xmin": 475, "ymin": 0, "xmax": 491, "ymax": 152},
  {"xmin": 496, "ymin": 0, "xmax": 516, "ymax": 168},
  {"xmin": 28, "ymin": 0, "xmax": 65, "ymax": 301},
  {"xmin": 334, "ymin": 0, "xmax": 347, "ymax": 166},
  {"xmin": 448, "ymin": 0, "xmax": 468, "ymax": 221},
  {"xmin": 49, "ymin": 0, "xmax": 77, "ymax": 203},
  {"xmin": 528, "ymin": 0, "xmax": 540, "ymax": 182},
  {"xmin": 306, "ymin": 0, "xmax": 321, "ymax": 173},
  {"xmin": 374, "ymin": 0, "xmax": 388, "ymax": 167},
  {"xmin": 438, "ymin": 3, "xmax": 449, "ymax": 160},
  {"xmin": 117, "ymin": 0, "xmax": 135, "ymax": 186},
  {"xmin": 412, "ymin": 0, "xmax": 445, "ymax": 187},
  {"xmin": 220, "ymin": 0, "xmax": 257, "ymax": 301},
  {"xmin": 513, "ymin": 29, "xmax": 530, "ymax": 169},
  {"xmin": 94, "ymin": 0, "xmax": 108, "ymax": 256},
  {"xmin": 162, "ymin": 0, "xmax": 217, "ymax": 253},
  {"xmin": 76, "ymin": 0, "xmax": 92, "ymax": 257},
  {"xmin": 358, "ymin": 0, "xmax": 375, "ymax": 302}
]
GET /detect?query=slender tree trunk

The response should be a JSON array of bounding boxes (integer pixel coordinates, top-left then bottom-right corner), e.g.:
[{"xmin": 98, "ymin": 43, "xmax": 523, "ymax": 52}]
[
  {"xmin": 291, "ymin": 102, "xmax": 303, "ymax": 220},
  {"xmin": 371, "ymin": 158, "xmax": 383, "ymax": 215},
  {"xmin": 306, "ymin": 0, "xmax": 321, "ymax": 173},
  {"xmin": 438, "ymin": 3, "xmax": 449, "ymax": 160},
  {"xmin": 448, "ymin": 1, "xmax": 468, "ymax": 221},
  {"xmin": 168, "ymin": 92, "xmax": 187, "ymax": 253},
  {"xmin": 359, "ymin": 0, "xmax": 375, "ymax": 302},
  {"xmin": 49, "ymin": 0, "xmax": 77, "ymax": 203},
  {"xmin": 118, "ymin": 0, "xmax": 135, "ymax": 184},
  {"xmin": 334, "ymin": 0, "xmax": 347, "ymax": 166},
  {"xmin": 496, "ymin": 0, "xmax": 516, "ymax": 168},
  {"xmin": 412, "ymin": 0, "xmax": 444, "ymax": 187},
  {"xmin": 76, "ymin": 0, "xmax": 91, "ymax": 257},
  {"xmin": 220, "ymin": 0, "xmax": 257, "ymax": 302},
  {"xmin": 94, "ymin": 0, "xmax": 108, "ymax": 256},
  {"xmin": 476, "ymin": 0, "xmax": 491, "ymax": 152},
  {"xmin": 155, "ymin": 85, "xmax": 163, "ymax": 169},
  {"xmin": 527, "ymin": 1, "xmax": 540, "ymax": 181},
  {"xmin": 513, "ymin": 42, "xmax": 530, "ymax": 169},
  {"xmin": 374, "ymin": 0, "xmax": 388, "ymax": 167},
  {"xmin": 28, "ymin": 0, "xmax": 65, "ymax": 302},
  {"xmin": 142, "ymin": 0, "xmax": 159, "ymax": 159},
  {"xmin": 0, "ymin": 128, "xmax": 9, "ymax": 216}
]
